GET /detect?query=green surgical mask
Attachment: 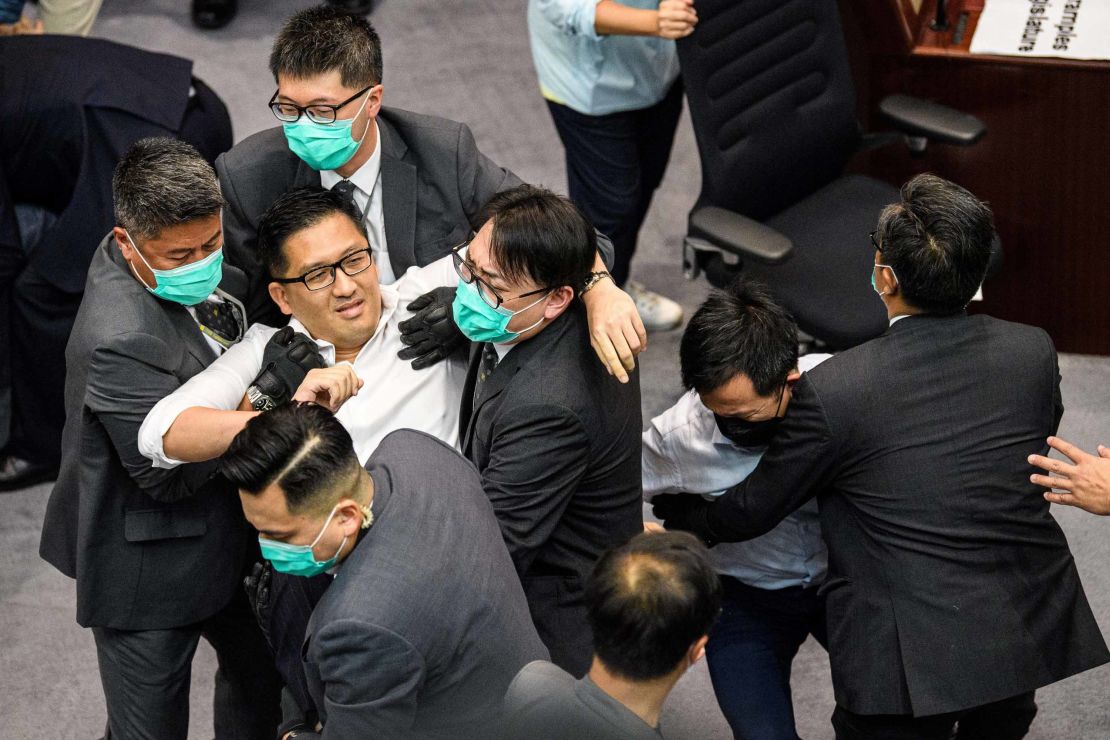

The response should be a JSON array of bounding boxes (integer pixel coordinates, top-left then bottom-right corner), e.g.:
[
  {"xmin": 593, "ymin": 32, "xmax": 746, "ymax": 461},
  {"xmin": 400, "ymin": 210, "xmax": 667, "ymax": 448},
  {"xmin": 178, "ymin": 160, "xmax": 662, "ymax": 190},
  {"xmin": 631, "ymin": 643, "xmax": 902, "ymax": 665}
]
[
  {"xmin": 125, "ymin": 231, "xmax": 223, "ymax": 307},
  {"xmin": 451, "ymin": 279, "xmax": 550, "ymax": 344},
  {"xmin": 258, "ymin": 504, "xmax": 348, "ymax": 578},
  {"xmin": 282, "ymin": 90, "xmax": 371, "ymax": 171}
]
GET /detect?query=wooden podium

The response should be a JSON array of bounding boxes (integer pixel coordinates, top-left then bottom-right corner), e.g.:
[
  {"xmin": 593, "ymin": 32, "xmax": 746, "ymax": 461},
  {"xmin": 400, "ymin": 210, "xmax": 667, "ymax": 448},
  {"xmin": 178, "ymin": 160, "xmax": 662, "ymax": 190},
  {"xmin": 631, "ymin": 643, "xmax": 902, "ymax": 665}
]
[{"xmin": 841, "ymin": 0, "xmax": 1110, "ymax": 354}]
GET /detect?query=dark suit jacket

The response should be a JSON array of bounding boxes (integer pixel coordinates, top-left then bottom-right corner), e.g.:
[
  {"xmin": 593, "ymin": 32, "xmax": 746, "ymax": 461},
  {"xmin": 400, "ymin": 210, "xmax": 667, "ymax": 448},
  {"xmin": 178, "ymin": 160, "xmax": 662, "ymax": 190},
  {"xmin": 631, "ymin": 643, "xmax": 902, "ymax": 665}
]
[
  {"xmin": 460, "ymin": 306, "xmax": 643, "ymax": 676},
  {"xmin": 0, "ymin": 36, "xmax": 199, "ymax": 293},
  {"xmin": 299, "ymin": 430, "xmax": 548, "ymax": 739},
  {"xmin": 700, "ymin": 313, "xmax": 1109, "ymax": 716},
  {"xmin": 38, "ymin": 235, "xmax": 254, "ymax": 630},
  {"xmin": 216, "ymin": 108, "xmax": 523, "ymax": 326}
]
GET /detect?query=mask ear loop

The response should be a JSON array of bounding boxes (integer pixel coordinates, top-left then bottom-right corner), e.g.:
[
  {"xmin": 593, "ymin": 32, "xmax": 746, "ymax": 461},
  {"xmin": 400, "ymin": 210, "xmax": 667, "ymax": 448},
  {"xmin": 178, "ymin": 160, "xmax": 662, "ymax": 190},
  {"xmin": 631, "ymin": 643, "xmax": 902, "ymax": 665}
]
[{"xmin": 123, "ymin": 230, "xmax": 158, "ymax": 290}]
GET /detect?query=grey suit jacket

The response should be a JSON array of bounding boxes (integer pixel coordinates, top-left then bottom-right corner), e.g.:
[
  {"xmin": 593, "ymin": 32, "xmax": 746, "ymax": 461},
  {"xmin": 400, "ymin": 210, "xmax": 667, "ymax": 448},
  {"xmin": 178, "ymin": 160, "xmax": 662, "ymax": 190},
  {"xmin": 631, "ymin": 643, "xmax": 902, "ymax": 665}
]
[
  {"xmin": 459, "ymin": 307, "xmax": 644, "ymax": 676},
  {"xmin": 299, "ymin": 430, "xmax": 548, "ymax": 739},
  {"xmin": 217, "ymin": 107, "xmax": 522, "ymax": 326},
  {"xmin": 702, "ymin": 313, "xmax": 1110, "ymax": 715},
  {"xmin": 38, "ymin": 235, "xmax": 254, "ymax": 630}
]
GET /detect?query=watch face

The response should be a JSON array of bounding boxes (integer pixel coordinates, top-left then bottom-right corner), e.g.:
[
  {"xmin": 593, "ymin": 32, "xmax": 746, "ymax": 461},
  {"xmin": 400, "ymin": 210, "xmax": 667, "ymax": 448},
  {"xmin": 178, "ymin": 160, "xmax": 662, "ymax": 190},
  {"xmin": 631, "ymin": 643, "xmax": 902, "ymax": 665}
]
[{"xmin": 247, "ymin": 386, "xmax": 276, "ymax": 412}]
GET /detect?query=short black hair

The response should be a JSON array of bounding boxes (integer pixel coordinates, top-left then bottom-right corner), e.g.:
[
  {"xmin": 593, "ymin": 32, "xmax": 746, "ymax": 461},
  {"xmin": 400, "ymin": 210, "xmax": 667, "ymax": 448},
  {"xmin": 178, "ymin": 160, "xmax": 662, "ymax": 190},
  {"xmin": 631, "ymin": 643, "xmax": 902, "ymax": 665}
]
[
  {"xmin": 113, "ymin": 138, "xmax": 223, "ymax": 241},
  {"xmin": 680, "ymin": 277, "xmax": 798, "ymax": 396},
  {"xmin": 257, "ymin": 186, "xmax": 365, "ymax": 277},
  {"xmin": 875, "ymin": 173, "xmax": 995, "ymax": 314},
  {"xmin": 480, "ymin": 185, "xmax": 596, "ymax": 293},
  {"xmin": 587, "ymin": 532, "xmax": 721, "ymax": 681},
  {"xmin": 270, "ymin": 5, "xmax": 383, "ymax": 88},
  {"xmin": 219, "ymin": 403, "xmax": 361, "ymax": 515}
]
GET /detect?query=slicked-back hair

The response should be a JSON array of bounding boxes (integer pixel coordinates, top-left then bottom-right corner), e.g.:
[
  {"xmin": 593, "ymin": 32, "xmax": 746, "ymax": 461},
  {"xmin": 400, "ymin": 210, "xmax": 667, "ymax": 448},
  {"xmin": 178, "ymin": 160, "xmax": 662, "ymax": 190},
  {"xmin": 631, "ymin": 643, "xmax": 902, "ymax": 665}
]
[
  {"xmin": 112, "ymin": 138, "xmax": 223, "ymax": 241},
  {"xmin": 270, "ymin": 4, "xmax": 383, "ymax": 88},
  {"xmin": 680, "ymin": 278, "xmax": 799, "ymax": 396},
  {"xmin": 480, "ymin": 185, "xmax": 596, "ymax": 294},
  {"xmin": 587, "ymin": 531, "xmax": 721, "ymax": 681},
  {"xmin": 257, "ymin": 186, "xmax": 366, "ymax": 277},
  {"xmin": 875, "ymin": 173, "xmax": 995, "ymax": 314},
  {"xmin": 219, "ymin": 403, "xmax": 361, "ymax": 516}
]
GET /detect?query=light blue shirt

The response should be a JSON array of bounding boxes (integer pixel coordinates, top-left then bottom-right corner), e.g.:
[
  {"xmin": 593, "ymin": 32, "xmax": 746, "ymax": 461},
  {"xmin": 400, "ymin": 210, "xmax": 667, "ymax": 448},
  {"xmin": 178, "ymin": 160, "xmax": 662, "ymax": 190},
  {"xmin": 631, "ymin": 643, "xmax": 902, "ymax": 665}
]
[
  {"xmin": 528, "ymin": 0, "xmax": 681, "ymax": 116},
  {"xmin": 642, "ymin": 355, "xmax": 832, "ymax": 590}
]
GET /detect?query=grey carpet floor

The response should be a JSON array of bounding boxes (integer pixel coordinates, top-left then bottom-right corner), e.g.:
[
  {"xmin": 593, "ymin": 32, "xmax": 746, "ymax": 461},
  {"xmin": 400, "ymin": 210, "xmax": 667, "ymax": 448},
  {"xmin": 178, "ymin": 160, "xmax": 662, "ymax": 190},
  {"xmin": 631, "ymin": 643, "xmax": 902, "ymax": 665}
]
[{"xmin": 2, "ymin": 1, "xmax": 1107, "ymax": 737}]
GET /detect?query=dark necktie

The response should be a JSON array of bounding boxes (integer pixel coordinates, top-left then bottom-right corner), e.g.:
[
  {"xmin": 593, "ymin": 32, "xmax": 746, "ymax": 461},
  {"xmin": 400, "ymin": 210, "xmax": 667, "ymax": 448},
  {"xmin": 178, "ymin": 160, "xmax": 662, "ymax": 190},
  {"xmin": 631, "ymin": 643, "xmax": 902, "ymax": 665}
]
[
  {"xmin": 194, "ymin": 295, "xmax": 246, "ymax": 350},
  {"xmin": 331, "ymin": 180, "xmax": 364, "ymax": 220},
  {"xmin": 477, "ymin": 343, "xmax": 499, "ymax": 385}
]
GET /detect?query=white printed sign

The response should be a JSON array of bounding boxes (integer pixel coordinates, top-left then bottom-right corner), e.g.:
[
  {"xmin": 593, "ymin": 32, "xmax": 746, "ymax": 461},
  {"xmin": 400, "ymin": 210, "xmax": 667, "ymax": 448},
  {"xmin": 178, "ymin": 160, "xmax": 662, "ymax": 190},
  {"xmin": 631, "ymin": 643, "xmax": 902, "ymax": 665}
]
[{"xmin": 970, "ymin": 0, "xmax": 1110, "ymax": 60}]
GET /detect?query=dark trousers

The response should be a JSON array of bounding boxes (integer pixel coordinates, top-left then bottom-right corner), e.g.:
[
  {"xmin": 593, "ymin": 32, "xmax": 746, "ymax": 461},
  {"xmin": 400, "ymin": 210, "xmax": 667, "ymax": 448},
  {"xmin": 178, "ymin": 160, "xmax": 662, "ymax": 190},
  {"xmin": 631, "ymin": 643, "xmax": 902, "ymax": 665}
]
[
  {"xmin": 832, "ymin": 692, "xmax": 1038, "ymax": 740},
  {"xmin": 545, "ymin": 80, "xmax": 684, "ymax": 286},
  {"xmin": 0, "ymin": 77, "xmax": 231, "ymax": 467},
  {"xmin": 706, "ymin": 576, "xmax": 827, "ymax": 740},
  {"xmin": 92, "ymin": 587, "xmax": 281, "ymax": 740}
]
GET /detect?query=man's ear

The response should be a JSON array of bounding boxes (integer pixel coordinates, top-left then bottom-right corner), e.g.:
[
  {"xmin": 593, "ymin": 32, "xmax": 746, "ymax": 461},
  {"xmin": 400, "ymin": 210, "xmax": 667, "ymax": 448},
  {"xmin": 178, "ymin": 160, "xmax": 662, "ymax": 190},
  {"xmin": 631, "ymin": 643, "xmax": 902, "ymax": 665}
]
[
  {"xmin": 335, "ymin": 498, "xmax": 364, "ymax": 538},
  {"xmin": 268, "ymin": 282, "xmax": 294, "ymax": 317},
  {"xmin": 786, "ymin": 368, "xmax": 802, "ymax": 385},
  {"xmin": 688, "ymin": 635, "xmax": 710, "ymax": 666},
  {"xmin": 114, "ymin": 226, "xmax": 133, "ymax": 257},
  {"xmin": 543, "ymin": 286, "xmax": 576, "ymax": 320},
  {"xmin": 365, "ymin": 83, "xmax": 384, "ymax": 119}
]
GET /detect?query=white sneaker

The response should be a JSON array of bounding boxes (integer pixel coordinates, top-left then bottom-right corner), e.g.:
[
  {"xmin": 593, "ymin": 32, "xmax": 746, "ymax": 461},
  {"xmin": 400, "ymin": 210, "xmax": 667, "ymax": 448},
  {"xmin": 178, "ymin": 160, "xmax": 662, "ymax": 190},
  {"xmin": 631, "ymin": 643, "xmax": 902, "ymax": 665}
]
[{"xmin": 626, "ymin": 281, "xmax": 684, "ymax": 332}]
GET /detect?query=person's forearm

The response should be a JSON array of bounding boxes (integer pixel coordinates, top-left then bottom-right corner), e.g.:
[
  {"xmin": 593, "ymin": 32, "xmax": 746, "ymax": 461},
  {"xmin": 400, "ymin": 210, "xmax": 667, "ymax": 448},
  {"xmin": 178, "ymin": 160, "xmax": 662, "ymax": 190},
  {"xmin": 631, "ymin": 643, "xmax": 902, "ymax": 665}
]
[
  {"xmin": 595, "ymin": 0, "xmax": 658, "ymax": 36},
  {"xmin": 163, "ymin": 407, "xmax": 259, "ymax": 463}
]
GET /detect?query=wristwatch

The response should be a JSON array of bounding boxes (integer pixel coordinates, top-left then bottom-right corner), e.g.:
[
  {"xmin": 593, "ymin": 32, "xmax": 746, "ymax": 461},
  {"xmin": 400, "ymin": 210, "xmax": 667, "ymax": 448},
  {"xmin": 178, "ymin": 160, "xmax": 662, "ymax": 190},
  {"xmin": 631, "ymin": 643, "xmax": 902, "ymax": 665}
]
[{"xmin": 581, "ymin": 270, "xmax": 613, "ymax": 295}]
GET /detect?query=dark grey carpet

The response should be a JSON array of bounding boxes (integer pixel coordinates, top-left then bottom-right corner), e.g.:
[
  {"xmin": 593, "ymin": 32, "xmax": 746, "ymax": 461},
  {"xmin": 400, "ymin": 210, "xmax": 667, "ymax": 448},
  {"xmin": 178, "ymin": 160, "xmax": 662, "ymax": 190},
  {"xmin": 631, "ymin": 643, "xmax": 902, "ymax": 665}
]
[{"xmin": 2, "ymin": 1, "xmax": 1107, "ymax": 737}]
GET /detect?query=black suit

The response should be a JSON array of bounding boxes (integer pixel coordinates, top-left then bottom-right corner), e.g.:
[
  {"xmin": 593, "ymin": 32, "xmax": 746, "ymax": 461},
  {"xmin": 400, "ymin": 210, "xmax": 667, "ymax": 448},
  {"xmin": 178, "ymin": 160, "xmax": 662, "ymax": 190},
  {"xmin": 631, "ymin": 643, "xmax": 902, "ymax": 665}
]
[
  {"xmin": 460, "ymin": 306, "xmax": 643, "ymax": 676},
  {"xmin": 38, "ymin": 237, "xmax": 279, "ymax": 739},
  {"xmin": 0, "ymin": 36, "xmax": 232, "ymax": 468},
  {"xmin": 682, "ymin": 313, "xmax": 1109, "ymax": 723}
]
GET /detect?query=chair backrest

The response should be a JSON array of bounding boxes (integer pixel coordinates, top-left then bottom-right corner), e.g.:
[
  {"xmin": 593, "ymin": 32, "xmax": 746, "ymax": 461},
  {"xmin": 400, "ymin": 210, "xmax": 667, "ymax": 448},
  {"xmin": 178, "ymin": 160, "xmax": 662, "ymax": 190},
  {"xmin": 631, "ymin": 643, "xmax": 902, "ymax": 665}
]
[{"xmin": 678, "ymin": 0, "xmax": 861, "ymax": 220}]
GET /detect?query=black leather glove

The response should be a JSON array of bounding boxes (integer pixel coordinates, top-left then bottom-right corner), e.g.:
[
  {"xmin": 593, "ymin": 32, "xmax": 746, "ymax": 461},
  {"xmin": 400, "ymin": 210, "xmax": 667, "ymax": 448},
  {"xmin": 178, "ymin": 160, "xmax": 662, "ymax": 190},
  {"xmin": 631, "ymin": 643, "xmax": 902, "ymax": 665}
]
[
  {"xmin": 243, "ymin": 560, "xmax": 273, "ymax": 647},
  {"xmin": 398, "ymin": 287, "xmax": 467, "ymax": 370},
  {"xmin": 651, "ymin": 494, "xmax": 719, "ymax": 547},
  {"xmin": 247, "ymin": 326, "xmax": 327, "ymax": 411}
]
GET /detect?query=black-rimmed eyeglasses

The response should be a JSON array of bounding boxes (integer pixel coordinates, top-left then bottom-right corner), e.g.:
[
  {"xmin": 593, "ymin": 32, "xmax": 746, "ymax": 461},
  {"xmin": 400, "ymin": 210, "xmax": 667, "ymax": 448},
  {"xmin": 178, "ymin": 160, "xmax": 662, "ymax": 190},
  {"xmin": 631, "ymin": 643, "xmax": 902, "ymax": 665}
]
[
  {"xmin": 269, "ymin": 85, "xmax": 374, "ymax": 125},
  {"xmin": 272, "ymin": 248, "xmax": 373, "ymax": 291},
  {"xmin": 451, "ymin": 241, "xmax": 550, "ymax": 310},
  {"xmin": 870, "ymin": 230, "xmax": 882, "ymax": 252}
]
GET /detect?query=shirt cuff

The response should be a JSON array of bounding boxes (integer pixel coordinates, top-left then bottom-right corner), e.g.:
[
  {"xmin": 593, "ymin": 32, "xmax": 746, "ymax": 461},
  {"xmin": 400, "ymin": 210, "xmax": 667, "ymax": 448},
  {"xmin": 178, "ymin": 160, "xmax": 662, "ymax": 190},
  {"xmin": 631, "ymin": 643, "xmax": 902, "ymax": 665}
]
[{"xmin": 137, "ymin": 395, "xmax": 195, "ymax": 470}]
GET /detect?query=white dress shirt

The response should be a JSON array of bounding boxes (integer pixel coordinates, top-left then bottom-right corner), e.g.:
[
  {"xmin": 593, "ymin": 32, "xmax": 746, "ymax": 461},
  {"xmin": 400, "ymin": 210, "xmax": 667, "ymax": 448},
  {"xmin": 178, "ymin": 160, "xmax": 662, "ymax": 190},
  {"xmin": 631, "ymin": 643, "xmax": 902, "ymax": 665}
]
[
  {"xmin": 139, "ymin": 255, "xmax": 464, "ymax": 467},
  {"xmin": 320, "ymin": 120, "xmax": 394, "ymax": 284},
  {"xmin": 642, "ymin": 354, "xmax": 832, "ymax": 590}
]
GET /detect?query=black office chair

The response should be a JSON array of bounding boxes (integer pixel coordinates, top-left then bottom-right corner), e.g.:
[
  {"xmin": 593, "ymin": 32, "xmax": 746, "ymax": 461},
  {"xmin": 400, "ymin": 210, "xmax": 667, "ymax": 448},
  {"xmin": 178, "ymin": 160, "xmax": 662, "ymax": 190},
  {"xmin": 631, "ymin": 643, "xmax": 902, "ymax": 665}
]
[{"xmin": 677, "ymin": 0, "xmax": 988, "ymax": 348}]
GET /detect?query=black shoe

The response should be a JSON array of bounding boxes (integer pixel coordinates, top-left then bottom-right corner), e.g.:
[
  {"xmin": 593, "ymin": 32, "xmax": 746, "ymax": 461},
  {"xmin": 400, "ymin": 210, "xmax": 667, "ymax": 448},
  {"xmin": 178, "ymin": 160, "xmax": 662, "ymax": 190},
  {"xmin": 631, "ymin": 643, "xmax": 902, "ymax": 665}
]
[
  {"xmin": 192, "ymin": 0, "xmax": 238, "ymax": 30},
  {"xmin": 0, "ymin": 455, "xmax": 57, "ymax": 492},
  {"xmin": 326, "ymin": 0, "xmax": 374, "ymax": 15}
]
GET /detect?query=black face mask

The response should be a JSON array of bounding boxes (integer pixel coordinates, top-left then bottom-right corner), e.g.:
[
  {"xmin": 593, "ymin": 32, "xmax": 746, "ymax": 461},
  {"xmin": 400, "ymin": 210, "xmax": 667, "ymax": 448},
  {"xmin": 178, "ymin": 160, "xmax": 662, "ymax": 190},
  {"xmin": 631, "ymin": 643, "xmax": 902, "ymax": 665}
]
[{"xmin": 714, "ymin": 413, "xmax": 782, "ymax": 448}]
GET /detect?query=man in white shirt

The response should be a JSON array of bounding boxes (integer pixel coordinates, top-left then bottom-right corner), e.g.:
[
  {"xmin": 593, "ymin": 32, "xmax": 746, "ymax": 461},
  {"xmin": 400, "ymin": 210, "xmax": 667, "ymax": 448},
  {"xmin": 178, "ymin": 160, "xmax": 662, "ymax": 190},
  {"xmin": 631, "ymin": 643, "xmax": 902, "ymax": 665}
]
[
  {"xmin": 642, "ymin": 279, "xmax": 830, "ymax": 740},
  {"xmin": 139, "ymin": 186, "xmax": 464, "ymax": 468}
]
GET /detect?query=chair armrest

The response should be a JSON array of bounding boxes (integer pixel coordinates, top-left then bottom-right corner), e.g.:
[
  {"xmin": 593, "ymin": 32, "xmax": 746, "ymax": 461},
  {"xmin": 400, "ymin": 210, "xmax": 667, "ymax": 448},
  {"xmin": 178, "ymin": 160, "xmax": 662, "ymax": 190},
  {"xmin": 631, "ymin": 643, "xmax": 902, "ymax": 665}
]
[
  {"xmin": 689, "ymin": 207, "xmax": 793, "ymax": 265},
  {"xmin": 878, "ymin": 94, "xmax": 985, "ymax": 146}
]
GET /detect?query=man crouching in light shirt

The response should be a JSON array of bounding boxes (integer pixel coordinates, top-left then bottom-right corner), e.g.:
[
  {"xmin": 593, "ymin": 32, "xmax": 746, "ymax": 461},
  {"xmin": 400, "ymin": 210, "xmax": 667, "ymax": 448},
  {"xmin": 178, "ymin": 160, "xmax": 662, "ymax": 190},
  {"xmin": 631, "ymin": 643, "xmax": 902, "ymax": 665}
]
[{"xmin": 138, "ymin": 185, "xmax": 465, "ymax": 467}]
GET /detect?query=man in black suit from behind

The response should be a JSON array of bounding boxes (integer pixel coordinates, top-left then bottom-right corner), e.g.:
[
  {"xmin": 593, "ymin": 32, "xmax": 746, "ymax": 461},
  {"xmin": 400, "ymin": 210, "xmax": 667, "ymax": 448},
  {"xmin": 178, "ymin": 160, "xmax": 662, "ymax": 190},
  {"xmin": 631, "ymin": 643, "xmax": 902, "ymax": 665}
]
[
  {"xmin": 454, "ymin": 185, "xmax": 643, "ymax": 676},
  {"xmin": 656, "ymin": 174, "xmax": 1109, "ymax": 739},
  {"xmin": 0, "ymin": 35, "xmax": 232, "ymax": 489}
]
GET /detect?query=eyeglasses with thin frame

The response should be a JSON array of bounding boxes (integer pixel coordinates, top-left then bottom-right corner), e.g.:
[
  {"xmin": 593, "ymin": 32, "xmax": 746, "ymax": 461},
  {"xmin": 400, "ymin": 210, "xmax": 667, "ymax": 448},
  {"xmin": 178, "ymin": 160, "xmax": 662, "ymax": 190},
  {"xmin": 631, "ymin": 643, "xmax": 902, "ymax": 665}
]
[
  {"xmin": 870, "ymin": 230, "xmax": 882, "ymax": 252},
  {"xmin": 269, "ymin": 85, "xmax": 374, "ymax": 125},
  {"xmin": 272, "ymin": 248, "xmax": 374, "ymax": 291},
  {"xmin": 450, "ymin": 241, "xmax": 550, "ymax": 309}
]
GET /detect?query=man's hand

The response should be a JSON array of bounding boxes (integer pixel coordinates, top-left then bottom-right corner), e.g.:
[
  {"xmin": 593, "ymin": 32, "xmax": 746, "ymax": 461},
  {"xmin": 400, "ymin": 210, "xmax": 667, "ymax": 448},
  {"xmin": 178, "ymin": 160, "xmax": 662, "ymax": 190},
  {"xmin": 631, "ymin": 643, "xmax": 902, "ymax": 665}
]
[
  {"xmin": 0, "ymin": 16, "xmax": 44, "ymax": 36},
  {"xmin": 292, "ymin": 365, "xmax": 363, "ymax": 412},
  {"xmin": 643, "ymin": 521, "xmax": 665, "ymax": 534},
  {"xmin": 657, "ymin": 0, "xmax": 698, "ymax": 39},
  {"xmin": 243, "ymin": 561, "xmax": 273, "ymax": 646},
  {"xmin": 581, "ymin": 279, "xmax": 647, "ymax": 384},
  {"xmin": 1029, "ymin": 436, "xmax": 1110, "ymax": 516},
  {"xmin": 398, "ymin": 287, "xmax": 467, "ymax": 370},
  {"xmin": 248, "ymin": 327, "xmax": 327, "ymax": 411},
  {"xmin": 650, "ymin": 493, "xmax": 717, "ymax": 545}
]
